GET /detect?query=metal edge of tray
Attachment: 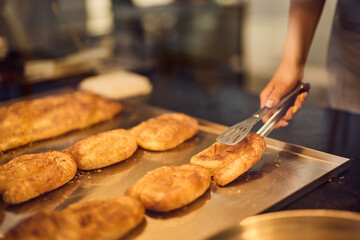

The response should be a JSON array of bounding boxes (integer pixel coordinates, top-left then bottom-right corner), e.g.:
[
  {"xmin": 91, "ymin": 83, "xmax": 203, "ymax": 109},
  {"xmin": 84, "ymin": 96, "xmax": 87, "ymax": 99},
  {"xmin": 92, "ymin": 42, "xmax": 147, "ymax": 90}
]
[
  {"xmin": 261, "ymin": 161, "xmax": 350, "ymax": 213},
  {"xmin": 196, "ymin": 117, "xmax": 349, "ymax": 166}
]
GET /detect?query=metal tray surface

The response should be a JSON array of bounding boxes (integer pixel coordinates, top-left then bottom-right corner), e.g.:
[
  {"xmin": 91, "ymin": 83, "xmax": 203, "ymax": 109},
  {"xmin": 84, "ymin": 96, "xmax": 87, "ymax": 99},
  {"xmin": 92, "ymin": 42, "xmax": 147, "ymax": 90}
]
[{"xmin": 0, "ymin": 100, "xmax": 350, "ymax": 240}]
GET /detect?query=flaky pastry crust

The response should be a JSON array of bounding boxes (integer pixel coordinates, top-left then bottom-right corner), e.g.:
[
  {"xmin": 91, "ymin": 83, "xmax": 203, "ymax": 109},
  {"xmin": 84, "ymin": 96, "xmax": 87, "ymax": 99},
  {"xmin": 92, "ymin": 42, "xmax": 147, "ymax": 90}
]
[
  {"xmin": 191, "ymin": 132, "xmax": 266, "ymax": 186},
  {"xmin": 67, "ymin": 129, "xmax": 137, "ymax": 170},
  {"xmin": 0, "ymin": 151, "xmax": 77, "ymax": 204}
]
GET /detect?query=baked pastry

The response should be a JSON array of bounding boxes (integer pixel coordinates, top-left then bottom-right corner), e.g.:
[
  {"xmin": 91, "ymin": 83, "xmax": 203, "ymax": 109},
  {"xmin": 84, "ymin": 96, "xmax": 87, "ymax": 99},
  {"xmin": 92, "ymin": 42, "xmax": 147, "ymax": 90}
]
[
  {"xmin": 4, "ymin": 196, "xmax": 144, "ymax": 240},
  {"xmin": 125, "ymin": 164, "xmax": 211, "ymax": 212},
  {"xmin": 0, "ymin": 151, "xmax": 77, "ymax": 204},
  {"xmin": 3, "ymin": 211, "xmax": 80, "ymax": 240},
  {"xmin": 0, "ymin": 91, "xmax": 122, "ymax": 152},
  {"xmin": 9, "ymin": 179, "xmax": 81, "ymax": 214},
  {"xmin": 62, "ymin": 197, "xmax": 144, "ymax": 240},
  {"xmin": 66, "ymin": 129, "xmax": 137, "ymax": 170},
  {"xmin": 130, "ymin": 113, "xmax": 199, "ymax": 151},
  {"xmin": 190, "ymin": 132, "xmax": 266, "ymax": 186}
]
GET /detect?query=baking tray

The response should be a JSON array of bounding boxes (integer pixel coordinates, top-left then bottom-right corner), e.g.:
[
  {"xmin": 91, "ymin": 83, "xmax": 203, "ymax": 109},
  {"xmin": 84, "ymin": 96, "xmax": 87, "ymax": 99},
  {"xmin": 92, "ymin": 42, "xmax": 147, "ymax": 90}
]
[{"xmin": 0, "ymin": 99, "xmax": 350, "ymax": 239}]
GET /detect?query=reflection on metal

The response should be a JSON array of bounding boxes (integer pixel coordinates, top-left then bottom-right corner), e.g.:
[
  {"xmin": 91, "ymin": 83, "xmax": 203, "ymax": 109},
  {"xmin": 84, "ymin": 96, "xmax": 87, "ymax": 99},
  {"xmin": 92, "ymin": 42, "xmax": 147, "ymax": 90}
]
[{"xmin": 0, "ymin": 100, "xmax": 350, "ymax": 240}]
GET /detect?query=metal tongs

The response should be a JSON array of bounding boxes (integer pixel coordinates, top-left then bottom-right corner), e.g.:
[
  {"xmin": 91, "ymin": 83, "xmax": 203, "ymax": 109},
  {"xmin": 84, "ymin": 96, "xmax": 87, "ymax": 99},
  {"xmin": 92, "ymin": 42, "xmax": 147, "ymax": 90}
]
[{"xmin": 217, "ymin": 82, "xmax": 310, "ymax": 145}]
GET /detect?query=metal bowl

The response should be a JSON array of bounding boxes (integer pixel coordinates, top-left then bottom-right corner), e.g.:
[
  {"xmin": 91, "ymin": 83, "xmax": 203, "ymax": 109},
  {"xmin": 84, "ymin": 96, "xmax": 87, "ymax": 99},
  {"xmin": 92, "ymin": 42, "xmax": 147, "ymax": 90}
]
[{"xmin": 208, "ymin": 209, "xmax": 360, "ymax": 240}]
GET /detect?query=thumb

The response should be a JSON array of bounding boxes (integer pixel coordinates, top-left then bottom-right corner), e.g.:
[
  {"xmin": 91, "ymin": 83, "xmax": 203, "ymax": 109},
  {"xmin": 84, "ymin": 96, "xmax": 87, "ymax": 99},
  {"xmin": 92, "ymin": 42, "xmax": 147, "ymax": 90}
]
[
  {"xmin": 260, "ymin": 84, "xmax": 286, "ymax": 109},
  {"xmin": 260, "ymin": 85, "xmax": 289, "ymax": 124},
  {"xmin": 265, "ymin": 87, "xmax": 285, "ymax": 108}
]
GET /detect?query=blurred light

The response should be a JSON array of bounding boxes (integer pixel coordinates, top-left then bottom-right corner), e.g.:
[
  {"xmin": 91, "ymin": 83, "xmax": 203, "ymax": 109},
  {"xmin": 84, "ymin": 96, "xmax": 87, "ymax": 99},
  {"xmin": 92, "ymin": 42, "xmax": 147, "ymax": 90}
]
[
  {"xmin": 141, "ymin": 12, "xmax": 177, "ymax": 37},
  {"xmin": 132, "ymin": 0, "xmax": 174, "ymax": 8},
  {"xmin": 86, "ymin": 0, "xmax": 114, "ymax": 36},
  {"xmin": 215, "ymin": 0, "xmax": 241, "ymax": 6},
  {"xmin": 0, "ymin": 37, "xmax": 8, "ymax": 60}
]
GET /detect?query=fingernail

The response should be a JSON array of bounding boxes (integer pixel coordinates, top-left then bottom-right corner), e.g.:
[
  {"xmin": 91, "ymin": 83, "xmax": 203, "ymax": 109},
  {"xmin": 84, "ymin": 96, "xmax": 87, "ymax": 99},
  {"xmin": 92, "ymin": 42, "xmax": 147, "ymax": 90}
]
[
  {"xmin": 265, "ymin": 99, "xmax": 274, "ymax": 108},
  {"xmin": 300, "ymin": 92, "xmax": 307, "ymax": 102},
  {"xmin": 282, "ymin": 122, "xmax": 289, "ymax": 127},
  {"xmin": 292, "ymin": 106, "xmax": 298, "ymax": 114},
  {"xmin": 300, "ymin": 93, "xmax": 305, "ymax": 102}
]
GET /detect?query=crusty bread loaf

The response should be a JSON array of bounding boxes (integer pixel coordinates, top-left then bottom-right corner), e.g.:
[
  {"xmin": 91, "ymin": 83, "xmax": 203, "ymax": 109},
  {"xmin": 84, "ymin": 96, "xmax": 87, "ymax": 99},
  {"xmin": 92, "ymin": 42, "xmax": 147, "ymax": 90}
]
[
  {"xmin": 4, "ymin": 196, "xmax": 145, "ymax": 240},
  {"xmin": 125, "ymin": 164, "xmax": 211, "ymax": 212},
  {"xmin": 0, "ymin": 91, "xmax": 122, "ymax": 152},
  {"xmin": 66, "ymin": 129, "xmax": 137, "ymax": 170},
  {"xmin": 130, "ymin": 113, "xmax": 199, "ymax": 151},
  {"xmin": 190, "ymin": 132, "xmax": 266, "ymax": 186},
  {"xmin": 0, "ymin": 151, "xmax": 77, "ymax": 204}
]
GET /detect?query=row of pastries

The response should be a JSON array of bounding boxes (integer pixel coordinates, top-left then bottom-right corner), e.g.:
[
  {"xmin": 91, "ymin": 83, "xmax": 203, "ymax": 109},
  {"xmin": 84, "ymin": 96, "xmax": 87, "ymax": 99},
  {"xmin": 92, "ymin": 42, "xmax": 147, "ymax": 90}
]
[{"xmin": 0, "ymin": 91, "xmax": 266, "ymax": 239}]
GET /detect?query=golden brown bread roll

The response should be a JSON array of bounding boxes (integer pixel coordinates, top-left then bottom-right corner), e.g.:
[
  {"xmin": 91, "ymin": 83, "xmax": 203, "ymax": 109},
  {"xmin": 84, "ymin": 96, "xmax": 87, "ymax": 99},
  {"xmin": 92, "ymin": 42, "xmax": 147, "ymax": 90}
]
[
  {"xmin": 190, "ymin": 132, "xmax": 266, "ymax": 186},
  {"xmin": 125, "ymin": 164, "xmax": 211, "ymax": 212},
  {"xmin": 4, "ymin": 196, "xmax": 145, "ymax": 240},
  {"xmin": 66, "ymin": 129, "xmax": 137, "ymax": 170},
  {"xmin": 0, "ymin": 91, "xmax": 122, "ymax": 152},
  {"xmin": 62, "ymin": 197, "xmax": 144, "ymax": 240},
  {"xmin": 0, "ymin": 151, "xmax": 77, "ymax": 204},
  {"xmin": 3, "ymin": 211, "xmax": 80, "ymax": 240},
  {"xmin": 130, "ymin": 113, "xmax": 199, "ymax": 151}
]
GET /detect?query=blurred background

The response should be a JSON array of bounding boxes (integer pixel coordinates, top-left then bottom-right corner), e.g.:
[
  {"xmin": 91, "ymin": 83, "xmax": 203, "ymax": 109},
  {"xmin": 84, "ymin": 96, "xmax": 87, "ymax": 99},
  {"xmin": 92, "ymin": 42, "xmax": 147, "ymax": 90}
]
[{"xmin": 0, "ymin": 0, "xmax": 336, "ymax": 107}]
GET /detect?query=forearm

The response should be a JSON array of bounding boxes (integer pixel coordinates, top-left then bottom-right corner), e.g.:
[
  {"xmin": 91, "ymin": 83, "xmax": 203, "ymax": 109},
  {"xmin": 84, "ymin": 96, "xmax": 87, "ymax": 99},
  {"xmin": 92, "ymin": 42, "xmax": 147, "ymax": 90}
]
[
  {"xmin": 260, "ymin": 0, "xmax": 325, "ymax": 125},
  {"xmin": 281, "ymin": 0, "xmax": 326, "ymax": 70}
]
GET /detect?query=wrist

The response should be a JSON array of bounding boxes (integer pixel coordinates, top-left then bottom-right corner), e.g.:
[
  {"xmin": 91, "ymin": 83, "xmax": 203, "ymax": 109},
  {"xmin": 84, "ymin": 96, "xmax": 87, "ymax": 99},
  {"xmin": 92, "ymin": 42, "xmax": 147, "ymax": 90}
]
[{"xmin": 277, "ymin": 59, "xmax": 304, "ymax": 82}]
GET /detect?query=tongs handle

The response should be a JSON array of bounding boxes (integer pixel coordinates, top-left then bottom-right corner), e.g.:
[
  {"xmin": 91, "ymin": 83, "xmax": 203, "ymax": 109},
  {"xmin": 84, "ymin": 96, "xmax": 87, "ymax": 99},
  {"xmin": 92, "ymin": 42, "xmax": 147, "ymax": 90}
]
[{"xmin": 253, "ymin": 82, "xmax": 310, "ymax": 120}]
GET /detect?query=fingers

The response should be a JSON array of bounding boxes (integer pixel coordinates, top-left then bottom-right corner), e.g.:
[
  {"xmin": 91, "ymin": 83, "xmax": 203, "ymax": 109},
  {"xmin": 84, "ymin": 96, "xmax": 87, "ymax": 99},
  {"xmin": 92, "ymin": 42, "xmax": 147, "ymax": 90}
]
[
  {"xmin": 260, "ymin": 77, "xmax": 300, "ymax": 124},
  {"xmin": 274, "ymin": 119, "xmax": 289, "ymax": 129},
  {"xmin": 273, "ymin": 92, "xmax": 308, "ymax": 129},
  {"xmin": 260, "ymin": 83, "xmax": 295, "ymax": 124},
  {"xmin": 260, "ymin": 82, "xmax": 285, "ymax": 123},
  {"xmin": 281, "ymin": 92, "xmax": 307, "ymax": 122},
  {"xmin": 260, "ymin": 82, "xmax": 285, "ymax": 109}
]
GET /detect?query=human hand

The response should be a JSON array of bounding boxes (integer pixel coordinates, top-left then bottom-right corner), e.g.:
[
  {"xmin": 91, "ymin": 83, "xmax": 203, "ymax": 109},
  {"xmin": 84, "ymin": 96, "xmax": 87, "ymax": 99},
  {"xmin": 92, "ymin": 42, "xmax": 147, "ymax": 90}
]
[{"xmin": 260, "ymin": 63, "xmax": 308, "ymax": 128}]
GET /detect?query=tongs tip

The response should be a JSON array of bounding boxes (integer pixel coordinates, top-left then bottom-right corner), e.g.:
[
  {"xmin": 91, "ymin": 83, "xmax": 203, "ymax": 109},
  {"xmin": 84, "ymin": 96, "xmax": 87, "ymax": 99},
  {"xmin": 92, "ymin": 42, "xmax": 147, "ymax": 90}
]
[{"xmin": 216, "ymin": 126, "xmax": 249, "ymax": 145}]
